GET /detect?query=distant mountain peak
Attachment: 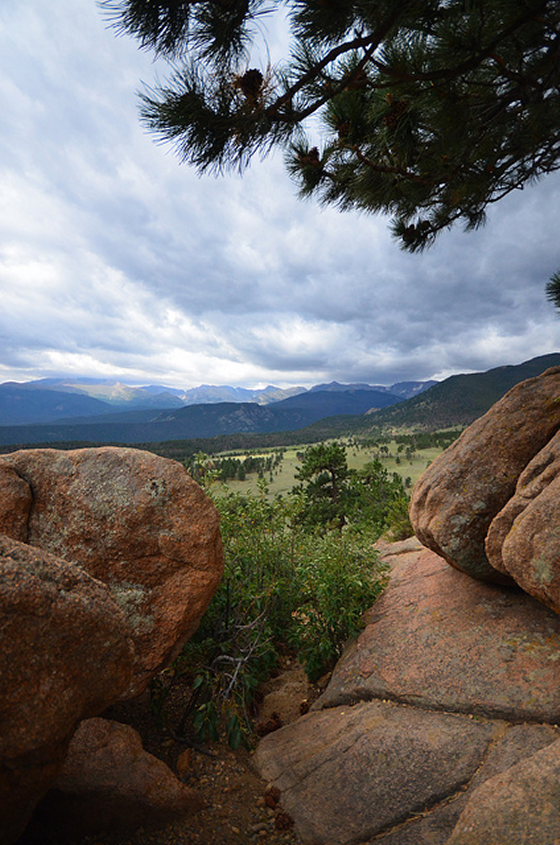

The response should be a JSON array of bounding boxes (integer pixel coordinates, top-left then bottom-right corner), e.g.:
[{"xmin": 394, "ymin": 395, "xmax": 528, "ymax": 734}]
[{"xmin": 308, "ymin": 380, "xmax": 436, "ymax": 399}]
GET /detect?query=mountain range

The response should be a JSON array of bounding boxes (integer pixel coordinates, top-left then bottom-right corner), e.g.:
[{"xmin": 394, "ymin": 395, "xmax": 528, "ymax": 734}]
[
  {"xmin": 0, "ymin": 387, "xmax": 415, "ymax": 446},
  {"xmin": 0, "ymin": 378, "xmax": 433, "ymax": 429},
  {"xmin": 0, "ymin": 355, "xmax": 557, "ymax": 447}
]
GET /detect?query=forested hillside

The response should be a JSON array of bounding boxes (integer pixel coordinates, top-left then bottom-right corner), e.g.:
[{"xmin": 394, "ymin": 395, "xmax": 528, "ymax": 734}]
[{"xmin": 361, "ymin": 354, "xmax": 560, "ymax": 430}]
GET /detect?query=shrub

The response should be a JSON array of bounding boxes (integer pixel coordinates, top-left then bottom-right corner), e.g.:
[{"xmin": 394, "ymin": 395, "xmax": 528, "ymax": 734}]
[
  {"xmin": 288, "ymin": 528, "xmax": 387, "ymax": 681},
  {"xmin": 157, "ymin": 486, "xmax": 388, "ymax": 746},
  {"xmin": 385, "ymin": 496, "xmax": 414, "ymax": 541}
]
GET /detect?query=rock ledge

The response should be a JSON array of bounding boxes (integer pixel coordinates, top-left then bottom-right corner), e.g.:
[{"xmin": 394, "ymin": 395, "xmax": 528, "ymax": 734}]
[{"xmin": 255, "ymin": 543, "xmax": 560, "ymax": 845}]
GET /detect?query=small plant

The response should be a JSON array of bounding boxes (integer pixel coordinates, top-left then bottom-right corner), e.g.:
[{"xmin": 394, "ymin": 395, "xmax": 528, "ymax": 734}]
[{"xmin": 385, "ymin": 495, "xmax": 414, "ymax": 541}]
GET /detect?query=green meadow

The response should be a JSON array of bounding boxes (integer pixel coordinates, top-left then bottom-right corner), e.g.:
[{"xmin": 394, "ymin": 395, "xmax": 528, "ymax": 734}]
[{"xmin": 212, "ymin": 439, "xmax": 446, "ymax": 498}]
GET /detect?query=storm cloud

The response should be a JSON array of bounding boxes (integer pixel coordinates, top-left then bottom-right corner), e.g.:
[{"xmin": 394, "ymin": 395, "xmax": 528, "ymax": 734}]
[{"xmin": 1, "ymin": 0, "xmax": 559, "ymax": 388}]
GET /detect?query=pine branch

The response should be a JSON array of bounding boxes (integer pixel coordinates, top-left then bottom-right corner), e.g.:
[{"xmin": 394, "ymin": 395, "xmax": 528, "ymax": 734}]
[
  {"xmin": 266, "ymin": 6, "xmax": 403, "ymax": 121},
  {"xmin": 368, "ymin": 2, "xmax": 550, "ymax": 85}
]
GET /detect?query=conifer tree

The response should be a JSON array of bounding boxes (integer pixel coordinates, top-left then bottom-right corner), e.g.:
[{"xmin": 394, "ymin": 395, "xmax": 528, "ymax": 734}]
[
  {"xmin": 293, "ymin": 441, "xmax": 350, "ymax": 528},
  {"xmin": 102, "ymin": 0, "xmax": 560, "ymax": 250}
]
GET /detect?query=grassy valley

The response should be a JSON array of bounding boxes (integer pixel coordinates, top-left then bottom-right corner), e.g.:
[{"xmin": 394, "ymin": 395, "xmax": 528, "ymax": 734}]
[
  {"xmin": 187, "ymin": 428, "xmax": 462, "ymax": 500},
  {"xmin": 209, "ymin": 441, "xmax": 437, "ymax": 497}
]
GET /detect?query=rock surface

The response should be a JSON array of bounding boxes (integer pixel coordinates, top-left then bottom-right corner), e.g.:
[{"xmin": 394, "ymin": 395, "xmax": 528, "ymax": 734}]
[
  {"xmin": 410, "ymin": 366, "xmax": 560, "ymax": 582},
  {"xmin": 0, "ymin": 535, "xmax": 134, "ymax": 845},
  {"xmin": 317, "ymin": 548, "xmax": 560, "ymax": 722},
  {"xmin": 0, "ymin": 464, "xmax": 31, "ymax": 541},
  {"xmin": 39, "ymin": 718, "xmax": 203, "ymax": 836},
  {"xmin": 255, "ymin": 542, "xmax": 560, "ymax": 845},
  {"xmin": 486, "ymin": 430, "xmax": 560, "ymax": 613},
  {"xmin": 446, "ymin": 738, "xmax": 560, "ymax": 845},
  {"xmin": 255, "ymin": 699, "xmax": 498, "ymax": 845},
  {"xmin": 258, "ymin": 662, "xmax": 314, "ymax": 729},
  {"xmin": 0, "ymin": 447, "xmax": 223, "ymax": 696},
  {"xmin": 368, "ymin": 723, "xmax": 560, "ymax": 845}
]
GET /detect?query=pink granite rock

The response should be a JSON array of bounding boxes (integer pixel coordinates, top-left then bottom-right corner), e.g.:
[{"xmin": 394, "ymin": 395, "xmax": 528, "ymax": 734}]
[
  {"xmin": 317, "ymin": 548, "xmax": 560, "ymax": 722},
  {"xmin": 254, "ymin": 541, "xmax": 560, "ymax": 845},
  {"xmin": 43, "ymin": 718, "xmax": 203, "ymax": 835},
  {"xmin": 0, "ymin": 535, "xmax": 133, "ymax": 844},
  {"xmin": 255, "ymin": 699, "xmax": 498, "ymax": 845},
  {"xmin": 447, "ymin": 738, "xmax": 560, "ymax": 845},
  {"xmin": 375, "ymin": 723, "xmax": 560, "ymax": 845},
  {"xmin": 486, "ymin": 430, "xmax": 560, "ymax": 613},
  {"xmin": 410, "ymin": 366, "xmax": 560, "ymax": 582},
  {"xmin": 0, "ymin": 463, "xmax": 31, "ymax": 541},
  {"xmin": 0, "ymin": 447, "xmax": 223, "ymax": 696}
]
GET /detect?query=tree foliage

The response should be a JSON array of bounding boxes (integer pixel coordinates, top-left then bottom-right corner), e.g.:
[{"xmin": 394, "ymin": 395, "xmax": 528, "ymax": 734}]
[
  {"xmin": 293, "ymin": 441, "xmax": 350, "ymax": 527},
  {"xmin": 546, "ymin": 269, "xmax": 560, "ymax": 310},
  {"xmin": 292, "ymin": 440, "xmax": 411, "ymax": 534},
  {"xmin": 102, "ymin": 0, "xmax": 560, "ymax": 249}
]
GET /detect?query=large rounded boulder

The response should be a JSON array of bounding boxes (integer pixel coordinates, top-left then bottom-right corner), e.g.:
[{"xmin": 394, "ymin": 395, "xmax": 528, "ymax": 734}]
[
  {"xmin": 410, "ymin": 366, "xmax": 560, "ymax": 584},
  {"xmin": 0, "ymin": 534, "xmax": 134, "ymax": 844},
  {"xmin": 0, "ymin": 447, "xmax": 223, "ymax": 696},
  {"xmin": 485, "ymin": 430, "xmax": 560, "ymax": 613}
]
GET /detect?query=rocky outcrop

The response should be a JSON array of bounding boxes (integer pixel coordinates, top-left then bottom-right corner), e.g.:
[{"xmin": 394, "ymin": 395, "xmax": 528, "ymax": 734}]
[
  {"xmin": 0, "ymin": 465, "xmax": 31, "ymax": 541},
  {"xmin": 446, "ymin": 738, "xmax": 560, "ymax": 845},
  {"xmin": 254, "ymin": 543, "xmax": 560, "ymax": 845},
  {"xmin": 410, "ymin": 366, "xmax": 560, "ymax": 583},
  {"xmin": 0, "ymin": 447, "xmax": 223, "ymax": 696},
  {"xmin": 1, "ymin": 447, "xmax": 224, "ymax": 842},
  {"xmin": 485, "ymin": 430, "xmax": 560, "ymax": 613},
  {"xmin": 317, "ymin": 548, "xmax": 560, "ymax": 721},
  {"xmin": 258, "ymin": 369, "xmax": 560, "ymax": 842},
  {"xmin": 256, "ymin": 699, "xmax": 499, "ymax": 845},
  {"xmin": 0, "ymin": 535, "xmax": 134, "ymax": 845},
  {"xmin": 35, "ymin": 718, "xmax": 203, "ymax": 837}
]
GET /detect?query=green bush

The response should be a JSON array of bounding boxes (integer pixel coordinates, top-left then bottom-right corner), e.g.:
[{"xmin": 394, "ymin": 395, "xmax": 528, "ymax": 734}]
[
  {"xmin": 287, "ymin": 528, "xmax": 387, "ymax": 681},
  {"xmin": 385, "ymin": 495, "xmax": 414, "ymax": 541},
  {"xmin": 160, "ymin": 485, "xmax": 388, "ymax": 746}
]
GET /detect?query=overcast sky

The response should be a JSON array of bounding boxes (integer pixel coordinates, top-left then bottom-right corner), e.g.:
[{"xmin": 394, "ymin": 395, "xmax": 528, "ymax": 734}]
[{"xmin": 1, "ymin": 0, "xmax": 559, "ymax": 389}]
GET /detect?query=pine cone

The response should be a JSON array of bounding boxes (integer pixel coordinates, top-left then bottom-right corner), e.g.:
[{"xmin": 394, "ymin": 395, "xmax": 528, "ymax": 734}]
[{"xmin": 235, "ymin": 68, "xmax": 263, "ymax": 101}]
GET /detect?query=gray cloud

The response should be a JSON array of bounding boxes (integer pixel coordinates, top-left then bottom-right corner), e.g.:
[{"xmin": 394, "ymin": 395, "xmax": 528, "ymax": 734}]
[{"xmin": 1, "ymin": 0, "xmax": 559, "ymax": 390}]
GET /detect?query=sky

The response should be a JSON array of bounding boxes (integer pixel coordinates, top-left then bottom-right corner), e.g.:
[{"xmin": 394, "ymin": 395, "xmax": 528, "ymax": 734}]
[{"xmin": 1, "ymin": 1, "xmax": 559, "ymax": 390}]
